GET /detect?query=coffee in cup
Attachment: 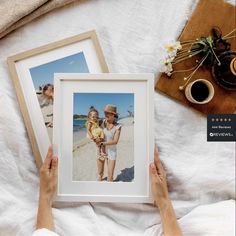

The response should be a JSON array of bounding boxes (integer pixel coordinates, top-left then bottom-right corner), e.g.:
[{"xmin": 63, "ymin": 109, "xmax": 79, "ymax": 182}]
[{"xmin": 185, "ymin": 79, "xmax": 214, "ymax": 104}]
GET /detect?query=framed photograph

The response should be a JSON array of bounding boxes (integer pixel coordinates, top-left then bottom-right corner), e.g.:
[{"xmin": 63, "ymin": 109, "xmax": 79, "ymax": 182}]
[
  {"xmin": 7, "ymin": 30, "xmax": 108, "ymax": 168},
  {"xmin": 53, "ymin": 73, "xmax": 154, "ymax": 203}
]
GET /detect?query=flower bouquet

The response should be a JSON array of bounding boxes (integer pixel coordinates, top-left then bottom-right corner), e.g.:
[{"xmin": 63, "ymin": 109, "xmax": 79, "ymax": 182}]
[{"xmin": 160, "ymin": 27, "xmax": 236, "ymax": 90}]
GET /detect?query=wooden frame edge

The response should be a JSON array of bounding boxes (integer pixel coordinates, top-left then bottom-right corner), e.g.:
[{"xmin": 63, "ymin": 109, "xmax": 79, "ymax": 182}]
[
  {"xmin": 7, "ymin": 57, "xmax": 43, "ymax": 169},
  {"xmin": 7, "ymin": 30, "xmax": 109, "ymax": 170}
]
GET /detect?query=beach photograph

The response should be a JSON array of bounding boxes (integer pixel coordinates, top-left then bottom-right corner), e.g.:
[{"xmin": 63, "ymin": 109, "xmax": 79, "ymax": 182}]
[
  {"xmin": 73, "ymin": 93, "xmax": 134, "ymax": 182},
  {"xmin": 29, "ymin": 52, "xmax": 89, "ymax": 141}
]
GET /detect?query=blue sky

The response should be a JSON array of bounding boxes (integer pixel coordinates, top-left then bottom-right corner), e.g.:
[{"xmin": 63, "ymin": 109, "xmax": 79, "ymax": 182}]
[
  {"xmin": 73, "ymin": 93, "xmax": 134, "ymax": 118},
  {"xmin": 30, "ymin": 52, "xmax": 89, "ymax": 90}
]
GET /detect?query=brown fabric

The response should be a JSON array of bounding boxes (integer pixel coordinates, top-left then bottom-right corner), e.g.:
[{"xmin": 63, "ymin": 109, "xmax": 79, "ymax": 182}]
[{"xmin": 0, "ymin": 0, "xmax": 78, "ymax": 39}]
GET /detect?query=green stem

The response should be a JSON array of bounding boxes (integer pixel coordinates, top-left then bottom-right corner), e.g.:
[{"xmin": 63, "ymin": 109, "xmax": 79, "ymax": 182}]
[
  {"xmin": 210, "ymin": 46, "xmax": 221, "ymax": 65},
  {"xmin": 189, "ymin": 50, "xmax": 203, "ymax": 58},
  {"xmin": 179, "ymin": 51, "xmax": 210, "ymax": 90},
  {"xmin": 176, "ymin": 47, "xmax": 200, "ymax": 56},
  {"xmin": 181, "ymin": 42, "xmax": 196, "ymax": 50},
  {"xmin": 173, "ymin": 57, "xmax": 190, "ymax": 64},
  {"xmin": 173, "ymin": 50, "xmax": 203, "ymax": 64},
  {"xmin": 177, "ymin": 48, "xmax": 191, "ymax": 54},
  {"xmin": 175, "ymin": 52, "xmax": 192, "ymax": 59},
  {"xmin": 181, "ymin": 39, "xmax": 199, "ymax": 44},
  {"xmin": 171, "ymin": 64, "xmax": 198, "ymax": 74}
]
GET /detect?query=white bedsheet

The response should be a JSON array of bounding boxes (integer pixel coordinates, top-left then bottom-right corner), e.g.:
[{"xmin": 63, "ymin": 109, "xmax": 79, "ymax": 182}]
[{"xmin": 0, "ymin": 0, "xmax": 235, "ymax": 235}]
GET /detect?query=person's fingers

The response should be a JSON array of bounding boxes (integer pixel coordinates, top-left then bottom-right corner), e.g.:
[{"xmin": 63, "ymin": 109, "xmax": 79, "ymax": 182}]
[
  {"xmin": 149, "ymin": 163, "xmax": 159, "ymax": 182},
  {"xmin": 51, "ymin": 157, "xmax": 58, "ymax": 171},
  {"xmin": 150, "ymin": 163, "xmax": 157, "ymax": 174},
  {"xmin": 154, "ymin": 145, "xmax": 160, "ymax": 166},
  {"xmin": 43, "ymin": 145, "xmax": 53, "ymax": 169},
  {"xmin": 51, "ymin": 157, "xmax": 58, "ymax": 176},
  {"xmin": 154, "ymin": 146, "xmax": 166, "ymax": 176}
]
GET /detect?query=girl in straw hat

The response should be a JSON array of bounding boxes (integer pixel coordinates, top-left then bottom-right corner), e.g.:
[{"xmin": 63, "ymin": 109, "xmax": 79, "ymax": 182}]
[{"xmin": 97, "ymin": 104, "xmax": 122, "ymax": 181}]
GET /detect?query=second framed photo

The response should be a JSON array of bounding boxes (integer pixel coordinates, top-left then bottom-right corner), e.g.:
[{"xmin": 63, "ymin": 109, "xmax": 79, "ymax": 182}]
[
  {"xmin": 53, "ymin": 73, "xmax": 154, "ymax": 203},
  {"xmin": 7, "ymin": 30, "xmax": 108, "ymax": 168}
]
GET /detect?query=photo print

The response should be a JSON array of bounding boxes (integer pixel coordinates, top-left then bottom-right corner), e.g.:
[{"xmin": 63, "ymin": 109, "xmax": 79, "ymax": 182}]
[
  {"xmin": 30, "ymin": 52, "xmax": 89, "ymax": 141},
  {"xmin": 73, "ymin": 93, "xmax": 134, "ymax": 182}
]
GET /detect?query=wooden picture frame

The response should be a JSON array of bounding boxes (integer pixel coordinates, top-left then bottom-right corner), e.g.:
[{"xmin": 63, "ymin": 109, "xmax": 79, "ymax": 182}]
[
  {"xmin": 7, "ymin": 30, "xmax": 109, "ymax": 169},
  {"xmin": 53, "ymin": 73, "xmax": 154, "ymax": 203}
]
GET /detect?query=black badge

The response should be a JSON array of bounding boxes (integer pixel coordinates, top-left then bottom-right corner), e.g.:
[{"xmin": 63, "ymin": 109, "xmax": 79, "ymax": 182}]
[{"xmin": 207, "ymin": 114, "xmax": 236, "ymax": 142}]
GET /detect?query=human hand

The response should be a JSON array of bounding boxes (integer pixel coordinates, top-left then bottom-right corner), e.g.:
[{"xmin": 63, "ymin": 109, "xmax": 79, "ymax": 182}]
[
  {"xmin": 39, "ymin": 145, "xmax": 58, "ymax": 205},
  {"xmin": 94, "ymin": 137, "xmax": 99, "ymax": 143},
  {"xmin": 150, "ymin": 146, "xmax": 169, "ymax": 207},
  {"xmin": 95, "ymin": 137, "xmax": 102, "ymax": 144}
]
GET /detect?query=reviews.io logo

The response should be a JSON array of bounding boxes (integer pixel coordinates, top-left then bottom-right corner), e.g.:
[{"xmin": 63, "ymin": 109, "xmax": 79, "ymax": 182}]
[
  {"xmin": 209, "ymin": 132, "xmax": 233, "ymax": 137},
  {"xmin": 207, "ymin": 114, "xmax": 236, "ymax": 142}
]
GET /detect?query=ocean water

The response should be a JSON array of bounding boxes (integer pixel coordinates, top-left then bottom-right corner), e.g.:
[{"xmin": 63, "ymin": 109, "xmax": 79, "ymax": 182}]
[
  {"xmin": 73, "ymin": 119, "xmax": 86, "ymax": 131},
  {"xmin": 73, "ymin": 119, "xmax": 87, "ymax": 142}
]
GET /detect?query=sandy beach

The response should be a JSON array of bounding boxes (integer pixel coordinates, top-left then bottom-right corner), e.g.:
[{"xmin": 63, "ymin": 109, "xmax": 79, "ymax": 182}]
[{"xmin": 73, "ymin": 117, "xmax": 134, "ymax": 182}]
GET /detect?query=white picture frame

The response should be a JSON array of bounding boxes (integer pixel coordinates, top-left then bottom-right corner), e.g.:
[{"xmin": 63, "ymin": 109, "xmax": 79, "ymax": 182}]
[
  {"xmin": 53, "ymin": 73, "xmax": 154, "ymax": 203},
  {"xmin": 7, "ymin": 31, "xmax": 108, "ymax": 168}
]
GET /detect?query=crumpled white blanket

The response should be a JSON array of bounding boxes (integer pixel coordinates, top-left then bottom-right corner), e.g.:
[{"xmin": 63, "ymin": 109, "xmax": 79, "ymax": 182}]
[{"xmin": 0, "ymin": 0, "xmax": 235, "ymax": 236}]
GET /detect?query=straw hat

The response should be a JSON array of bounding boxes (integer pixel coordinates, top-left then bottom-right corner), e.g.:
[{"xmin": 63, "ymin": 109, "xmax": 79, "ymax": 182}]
[{"xmin": 104, "ymin": 104, "xmax": 117, "ymax": 115}]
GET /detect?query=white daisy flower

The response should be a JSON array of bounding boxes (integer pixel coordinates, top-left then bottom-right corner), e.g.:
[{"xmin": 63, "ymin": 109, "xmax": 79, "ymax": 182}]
[
  {"xmin": 159, "ymin": 56, "xmax": 174, "ymax": 76},
  {"xmin": 164, "ymin": 41, "xmax": 182, "ymax": 56}
]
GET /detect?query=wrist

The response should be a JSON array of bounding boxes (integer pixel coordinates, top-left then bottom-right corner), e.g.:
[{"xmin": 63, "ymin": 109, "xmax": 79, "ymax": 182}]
[
  {"xmin": 155, "ymin": 197, "xmax": 171, "ymax": 209},
  {"xmin": 39, "ymin": 193, "xmax": 53, "ymax": 206},
  {"xmin": 158, "ymin": 198, "xmax": 176, "ymax": 219}
]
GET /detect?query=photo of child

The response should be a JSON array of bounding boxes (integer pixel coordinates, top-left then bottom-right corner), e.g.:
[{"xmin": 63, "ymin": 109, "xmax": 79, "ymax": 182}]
[
  {"xmin": 29, "ymin": 52, "xmax": 89, "ymax": 141},
  {"xmin": 86, "ymin": 107, "xmax": 107, "ymax": 161},
  {"xmin": 37, "ymin": 83, "xmax": 54, "ymax": 128},
  {"xmin": 73, "ymin": 93, "xmax": 134, "ymax": 182}
]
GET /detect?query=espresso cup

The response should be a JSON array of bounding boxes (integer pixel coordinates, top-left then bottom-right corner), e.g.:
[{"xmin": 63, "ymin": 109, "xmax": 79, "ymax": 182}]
[{"xmin": 185, "ymin": 79, "xmax": 214, "ymax": 104}]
